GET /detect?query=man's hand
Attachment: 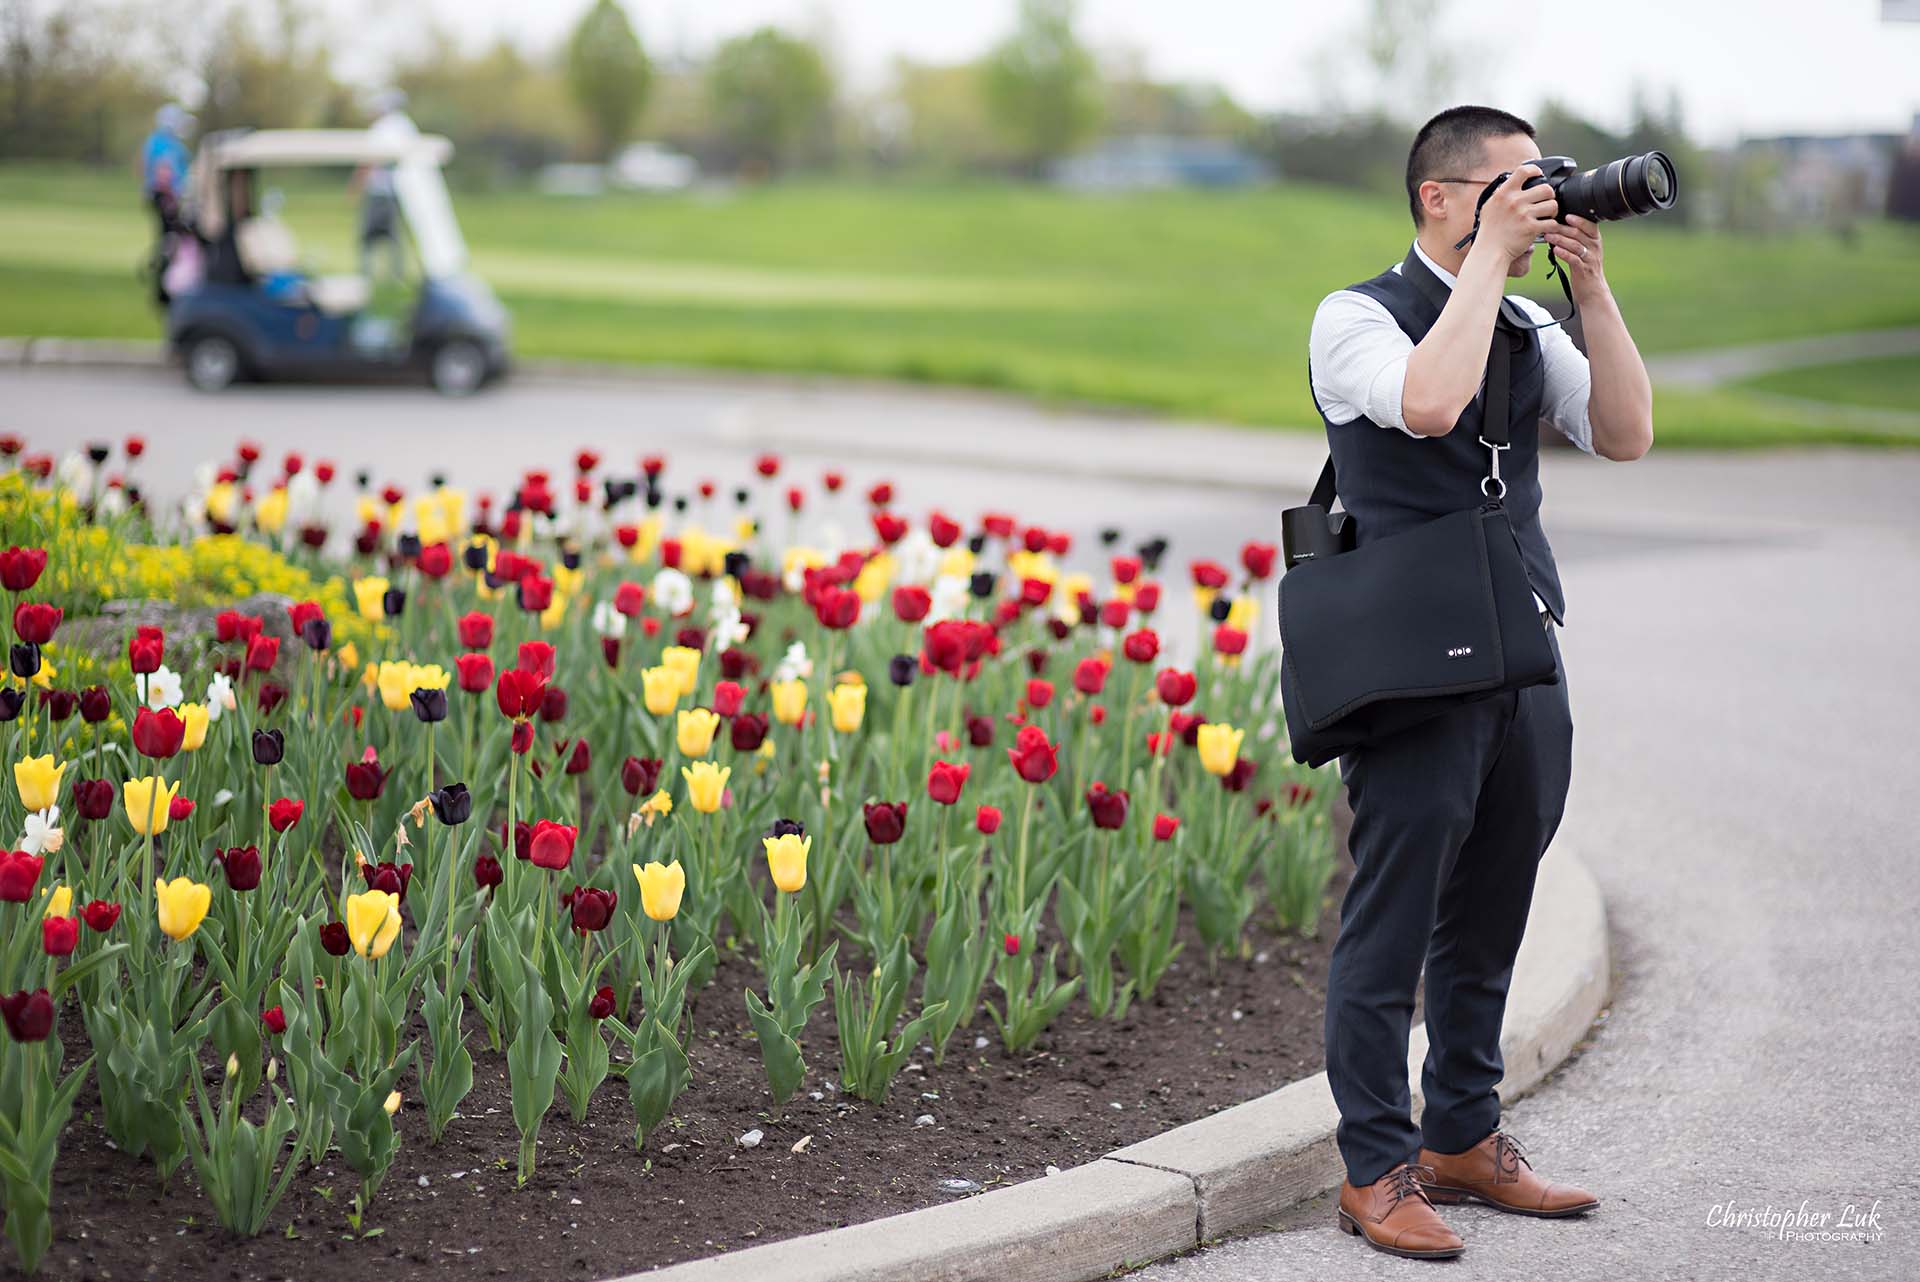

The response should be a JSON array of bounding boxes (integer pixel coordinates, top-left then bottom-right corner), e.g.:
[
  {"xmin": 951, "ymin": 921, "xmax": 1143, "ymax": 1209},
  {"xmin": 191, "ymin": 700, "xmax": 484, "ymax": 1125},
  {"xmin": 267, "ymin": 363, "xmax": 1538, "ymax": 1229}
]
[
  {"xmin": 1543, "ymin": 215, "xmax": 1608, "ymax": 301},
  {"xmin": 1474, "ymin": 164, "xmax": 1558, "ymax": 260}
]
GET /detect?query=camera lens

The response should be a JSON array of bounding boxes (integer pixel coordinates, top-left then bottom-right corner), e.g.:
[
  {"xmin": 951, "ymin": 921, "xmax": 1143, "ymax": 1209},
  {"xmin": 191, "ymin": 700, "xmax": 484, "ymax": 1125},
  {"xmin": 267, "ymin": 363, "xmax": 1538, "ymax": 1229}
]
[{"xmin": 1551, "ymin": 150, "xmax": 1677, "ymax": 223}]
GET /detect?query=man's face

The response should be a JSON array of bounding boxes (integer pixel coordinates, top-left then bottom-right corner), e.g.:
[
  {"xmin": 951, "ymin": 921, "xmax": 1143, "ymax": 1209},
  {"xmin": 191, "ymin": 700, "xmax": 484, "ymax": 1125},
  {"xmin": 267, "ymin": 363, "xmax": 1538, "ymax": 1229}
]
[{"xmin": 1432, "ymin": 132, "xmax": 1545, "ymax": 277}]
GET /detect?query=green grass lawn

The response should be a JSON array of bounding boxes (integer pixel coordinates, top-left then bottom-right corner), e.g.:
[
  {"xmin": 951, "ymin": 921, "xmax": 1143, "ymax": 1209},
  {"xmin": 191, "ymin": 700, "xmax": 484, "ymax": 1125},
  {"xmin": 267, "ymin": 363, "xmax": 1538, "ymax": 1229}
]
[
  {"xmin": 1733, "ymin": 352, "xmax": 1920, "ymax": 413},
  {"xmin": 6, "ymin": 163, "xmax": 1919, "ymax": 445}
]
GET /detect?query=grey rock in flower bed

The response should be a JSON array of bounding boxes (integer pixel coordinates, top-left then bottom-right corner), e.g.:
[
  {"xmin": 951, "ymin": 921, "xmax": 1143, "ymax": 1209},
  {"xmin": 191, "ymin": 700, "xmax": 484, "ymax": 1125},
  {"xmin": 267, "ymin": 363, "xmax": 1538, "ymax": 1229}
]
[{"xmin": 59, "ymin": 592, "xmax": 298, "ymax": 668}]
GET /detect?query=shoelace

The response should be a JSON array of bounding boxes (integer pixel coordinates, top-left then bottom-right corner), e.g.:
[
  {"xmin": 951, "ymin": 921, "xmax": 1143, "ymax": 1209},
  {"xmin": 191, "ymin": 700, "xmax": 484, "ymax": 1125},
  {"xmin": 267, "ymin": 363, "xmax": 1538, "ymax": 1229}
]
[
  {"xmin": 1386, "ymin": 1163, "xmax": 1438, "ymax": 1209},
  {"xmin": 1493, "ymin": 1131, "xmax": 1533, "ymax": 1177}
]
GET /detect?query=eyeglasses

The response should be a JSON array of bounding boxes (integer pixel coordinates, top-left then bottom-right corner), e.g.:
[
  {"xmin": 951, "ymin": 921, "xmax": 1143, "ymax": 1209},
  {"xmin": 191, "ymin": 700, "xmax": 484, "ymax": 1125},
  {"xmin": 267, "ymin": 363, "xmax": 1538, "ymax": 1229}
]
[{"xmin": 1427, "ymin": 177, "xmax": 1505, "ymax": 187}]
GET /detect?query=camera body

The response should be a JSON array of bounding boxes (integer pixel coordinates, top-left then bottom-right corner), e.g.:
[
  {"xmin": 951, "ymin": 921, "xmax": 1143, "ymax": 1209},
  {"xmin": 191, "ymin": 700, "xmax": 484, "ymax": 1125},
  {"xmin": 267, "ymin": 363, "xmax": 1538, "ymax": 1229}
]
[
  {"xmin": 1281, "ymin": 503, "xmax": 1356, "ymax": 570},
  {"xmin": 1486, "ymin": 150, "xmax": 1678, "ymax": 224}
]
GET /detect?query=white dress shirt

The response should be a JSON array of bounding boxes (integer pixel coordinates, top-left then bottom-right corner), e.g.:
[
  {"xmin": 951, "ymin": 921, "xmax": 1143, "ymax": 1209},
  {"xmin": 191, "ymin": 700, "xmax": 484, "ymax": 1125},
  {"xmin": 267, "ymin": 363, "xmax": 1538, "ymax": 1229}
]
[{"xmin": 1308, "ymin": 239, "xmax": 1597, "ymax": 456}]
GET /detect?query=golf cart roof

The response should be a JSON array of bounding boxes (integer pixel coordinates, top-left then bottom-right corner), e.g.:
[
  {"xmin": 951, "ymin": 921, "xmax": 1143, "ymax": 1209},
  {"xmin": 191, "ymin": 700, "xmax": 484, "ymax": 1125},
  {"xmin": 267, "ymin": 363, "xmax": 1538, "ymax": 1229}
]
[{"xmin": 205, "ymin": 128, "xmax": 453, "ymax": 171}]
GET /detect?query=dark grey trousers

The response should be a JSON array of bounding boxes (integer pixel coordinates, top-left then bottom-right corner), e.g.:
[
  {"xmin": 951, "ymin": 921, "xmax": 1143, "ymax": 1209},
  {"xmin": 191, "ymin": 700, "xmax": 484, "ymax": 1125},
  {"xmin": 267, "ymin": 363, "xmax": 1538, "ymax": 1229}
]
[{"xmin": 1324, "ymin": 625, "xmax": 1573, "ymax": 1187}]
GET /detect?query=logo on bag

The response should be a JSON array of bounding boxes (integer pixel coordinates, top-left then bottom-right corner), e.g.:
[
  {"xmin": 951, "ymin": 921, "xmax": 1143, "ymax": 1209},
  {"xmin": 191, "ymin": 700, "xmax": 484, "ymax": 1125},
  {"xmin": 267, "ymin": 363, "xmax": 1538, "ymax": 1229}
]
[{"xmin": 1446, "ymin": 645, "xmax": 1473, "ymax": 659}]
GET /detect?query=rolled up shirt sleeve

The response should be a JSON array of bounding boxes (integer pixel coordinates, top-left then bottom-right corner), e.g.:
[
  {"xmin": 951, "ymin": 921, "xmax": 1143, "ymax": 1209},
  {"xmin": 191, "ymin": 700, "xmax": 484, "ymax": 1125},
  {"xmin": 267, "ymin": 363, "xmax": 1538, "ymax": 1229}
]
[{"xmin": 1308, "ymin": 290, "xmax": 1421, "ymax": 438}]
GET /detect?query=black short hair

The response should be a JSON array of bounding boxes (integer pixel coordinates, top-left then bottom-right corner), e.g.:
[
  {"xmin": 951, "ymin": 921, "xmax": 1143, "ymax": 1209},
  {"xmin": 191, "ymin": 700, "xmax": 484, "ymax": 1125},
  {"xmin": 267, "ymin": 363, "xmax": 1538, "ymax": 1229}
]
[{"xmin": 1406, "ymin": 105, "xmax": 1537, "ymax": 224}]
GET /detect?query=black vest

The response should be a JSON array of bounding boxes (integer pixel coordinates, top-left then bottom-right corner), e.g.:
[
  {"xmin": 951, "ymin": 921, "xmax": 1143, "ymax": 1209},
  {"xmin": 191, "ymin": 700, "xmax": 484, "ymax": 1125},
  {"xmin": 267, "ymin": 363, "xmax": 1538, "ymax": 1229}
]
[{"xmin": 1310, "ymin": 247, "xmax": 1566, "ymax": 624}]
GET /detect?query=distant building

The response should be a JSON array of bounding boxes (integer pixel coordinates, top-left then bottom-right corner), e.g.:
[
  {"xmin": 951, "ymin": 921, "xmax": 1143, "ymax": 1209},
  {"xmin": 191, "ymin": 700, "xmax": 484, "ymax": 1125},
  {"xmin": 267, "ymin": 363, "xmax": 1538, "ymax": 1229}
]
[
  {"xmin": 1736, "ymin": 131, "xmax": 1902, "ymax": 224},
  {"xmin": 1052, "ymin": 135, "xmax": 1268, "ymax": 192}
]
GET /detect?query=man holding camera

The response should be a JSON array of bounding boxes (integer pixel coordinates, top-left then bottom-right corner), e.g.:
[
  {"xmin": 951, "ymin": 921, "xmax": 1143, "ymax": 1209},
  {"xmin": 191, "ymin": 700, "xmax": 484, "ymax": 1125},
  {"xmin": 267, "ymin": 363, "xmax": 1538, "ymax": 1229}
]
[{"xmin": 1306, "ymin": 105, "xmax": 1653, "ymax": 1259}]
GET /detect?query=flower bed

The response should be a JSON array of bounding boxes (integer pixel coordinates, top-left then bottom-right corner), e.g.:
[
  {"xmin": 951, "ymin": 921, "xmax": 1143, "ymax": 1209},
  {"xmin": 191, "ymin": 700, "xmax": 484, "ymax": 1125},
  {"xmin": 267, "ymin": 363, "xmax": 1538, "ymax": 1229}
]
[{"xmin": 0, "ymin": 435, "xmax": 1337, "ymax": 1279}]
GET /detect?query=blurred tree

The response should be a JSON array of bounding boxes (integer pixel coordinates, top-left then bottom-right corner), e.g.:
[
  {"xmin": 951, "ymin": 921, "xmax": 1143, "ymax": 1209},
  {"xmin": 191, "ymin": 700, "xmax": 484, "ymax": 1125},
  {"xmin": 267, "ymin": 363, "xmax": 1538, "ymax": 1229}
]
[
  {"xmin": 1250, "ymin": 112, "xmax": 1406, "ymax": 192},
  {"xmin": 1356, "ymin": 0, "xmax": 1462, "ymax": 124},
  {"xmin": 1102, "ymin": 48, "xmax": 1253, "ymax": 140},
  {"xmin": 706, "ymin": 26, "xmax": 834, "ymax": 175},
  {"xmin": 1, "ymin": 0, "xmax": 167, "ymax": 162},
  {"xmin": 889, "ymin": 58, "xmax": 1004, "ymax": 172},
  {"xmin": 565, "ymin": 0, "xmax": 651, "ymax": 162},
  {"xmin": 982, "ymin": 0, "xmax": 1102, "ymax": 176},
  {"xmin": 193, "ymin": 0, "xmax": 347, "ymax": 134},
  {"xmin": 393, "ymin": 28, "xmax": 580, "ymax": 180}
]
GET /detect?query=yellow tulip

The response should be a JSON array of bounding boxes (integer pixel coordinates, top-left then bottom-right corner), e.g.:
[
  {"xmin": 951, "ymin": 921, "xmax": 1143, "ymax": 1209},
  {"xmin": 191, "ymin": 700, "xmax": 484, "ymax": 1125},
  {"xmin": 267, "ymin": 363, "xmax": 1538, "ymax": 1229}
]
[
  {"xmin": 852, "ymin": 552, "xmax": 893, "ymax": 604},
  {"xmin": 770, "ymin": 678, "xmax": 808, "ymax": 727},
  {"xmin": 1196, "ymin": 722, "xmax": 1245, "ymax": 777},
  {"xmin": 661, "ymin": 645, "xmax": 701, "ymax": 697},
  {"xmin": 1226, "ymin": 594, "xmax": 1258, "ymax": 634},
  {"xmin": 345, "ymin": 888, "xmax": 403, "ymax": 960},
  {"xmin": 383, "ymin": 1090, "xmax": 403, "ymax": 1116},
  {"xmin": 336, "ymin": 641, "xmax": 360, "ymax": 674},
  {"xmin": 641, "ymin": 665, "xmax": 682, "ymax": 717},
  {"xmin": 763, "ymin": 832, "xmax": 811, "ymax": 894},
  {"xmin": 254, "ymin": 487, "xmax": 288, "ymax": 534},
  {"xmin": 375, "ymin": 661, "xmax": 415, "ymax": 711},
  {"xmin": 123, "ymin": 775, "xmax": 181, "ymax": 835},
  {"xmin": 353, "ymin": 576, "xmax": 390, "ymax": 622},
  {"xmin": 43, "ymin": 884, "xmax": 72, "ymax": 919},
  {"xmin": 938, "ymin": 546, "xmax": 975, "ymax": 580},
  {"xmin": 681, "ymin": 761, "xmax": 730, "ymax": 814},
  {"xmin": 632, "ymin": 860, "xmax": 686, "ymax": 921},
  {"xmin": 635, "ymin": 788, "xmax": 673, "ymax": 828},
  {"xmin": 155, "ymin": 876, "xmax": 211, "ymax": 941},
  {"xmin": 827, "ymin": 682, "xmax": 866, "ymax": 733},
  {"xmin": 676, "ymin": 707, "xmax": 720, "ymax": 757},
  {"xmin": 178, "ymin": 702, "xmax": 210, "ymax": 751},
  {"xmin": 13, "ymin": 754, "xmax": 66, "ymax": 813}
]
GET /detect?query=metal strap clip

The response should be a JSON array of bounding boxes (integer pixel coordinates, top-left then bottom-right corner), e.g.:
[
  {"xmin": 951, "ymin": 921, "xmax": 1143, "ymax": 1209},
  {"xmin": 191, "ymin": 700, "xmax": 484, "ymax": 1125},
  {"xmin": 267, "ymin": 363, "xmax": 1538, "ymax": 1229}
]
[{"xmin": 1479, "ymin": 436, "xmax": 1510, "ymax": 500}]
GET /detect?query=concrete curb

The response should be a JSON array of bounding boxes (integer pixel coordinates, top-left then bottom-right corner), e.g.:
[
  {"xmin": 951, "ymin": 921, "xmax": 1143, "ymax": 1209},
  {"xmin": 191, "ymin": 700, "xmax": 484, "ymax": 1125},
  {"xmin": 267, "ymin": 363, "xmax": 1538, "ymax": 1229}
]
[{"xmin": 607, "ymin": 848, "xmax": 1609, "ymax": 1282}]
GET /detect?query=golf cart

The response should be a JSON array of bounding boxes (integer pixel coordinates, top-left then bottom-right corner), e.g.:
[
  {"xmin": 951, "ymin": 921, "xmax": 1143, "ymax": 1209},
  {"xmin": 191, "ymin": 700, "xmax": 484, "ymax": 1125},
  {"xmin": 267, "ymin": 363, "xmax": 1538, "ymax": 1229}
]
[{"xmin": 167, "ymin": 128, "xmax": 510, "ymax": 395}]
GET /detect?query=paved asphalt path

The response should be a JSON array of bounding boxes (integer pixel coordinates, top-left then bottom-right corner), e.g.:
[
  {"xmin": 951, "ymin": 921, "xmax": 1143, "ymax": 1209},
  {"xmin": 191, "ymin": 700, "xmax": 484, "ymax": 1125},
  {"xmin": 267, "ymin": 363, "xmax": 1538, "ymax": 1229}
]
[{"xmin": 10, "ymin": 367, "xmax": 1920, "ymax": 1281}]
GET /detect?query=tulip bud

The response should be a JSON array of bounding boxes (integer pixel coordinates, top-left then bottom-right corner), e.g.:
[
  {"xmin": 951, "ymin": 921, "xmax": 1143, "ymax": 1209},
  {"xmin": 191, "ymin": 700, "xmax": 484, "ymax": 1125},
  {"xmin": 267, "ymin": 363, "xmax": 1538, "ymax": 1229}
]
[
  {"xmin": 252, "ymin": 727, "xmax": 285, "ymax": 766},
  {"xmin": 267, "ymin": 1056, "xmax": 279, "ymax": 1083},
  {"xmin": 225, "ymin": 1052, "xmax": 240, "ymax": 1079},
  {"xmin": 384, "ymin": 1090, "xmax": 402, "ymax": 1116}
]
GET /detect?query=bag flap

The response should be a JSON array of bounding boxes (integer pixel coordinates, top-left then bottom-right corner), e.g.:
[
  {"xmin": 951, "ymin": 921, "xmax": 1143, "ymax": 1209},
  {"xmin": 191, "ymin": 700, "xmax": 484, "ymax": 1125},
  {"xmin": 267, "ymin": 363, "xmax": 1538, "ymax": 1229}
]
[{"xmin": 1278, "ymin": 507, "xmax": 1506, "ymax": 731}]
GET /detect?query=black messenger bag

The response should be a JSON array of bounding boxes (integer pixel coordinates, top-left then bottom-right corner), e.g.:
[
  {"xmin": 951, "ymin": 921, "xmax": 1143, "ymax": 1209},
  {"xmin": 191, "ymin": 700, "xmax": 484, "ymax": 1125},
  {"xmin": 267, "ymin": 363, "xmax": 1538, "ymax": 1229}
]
[{"xmin": 1278, "ymin": 306, "xmax": 1558, "ymax": 767}]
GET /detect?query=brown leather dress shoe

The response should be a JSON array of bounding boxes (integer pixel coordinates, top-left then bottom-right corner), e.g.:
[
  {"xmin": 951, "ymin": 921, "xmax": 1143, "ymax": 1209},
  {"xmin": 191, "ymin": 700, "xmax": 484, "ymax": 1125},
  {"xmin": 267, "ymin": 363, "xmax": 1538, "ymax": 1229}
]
[
  {"xmin": 1336, "ymin": 1162, "xmax": 1466, "ymax": 1259},
  {"xmin": 1417, "ymin": 1130, "xmax": 1599, "ymax": 1217}
]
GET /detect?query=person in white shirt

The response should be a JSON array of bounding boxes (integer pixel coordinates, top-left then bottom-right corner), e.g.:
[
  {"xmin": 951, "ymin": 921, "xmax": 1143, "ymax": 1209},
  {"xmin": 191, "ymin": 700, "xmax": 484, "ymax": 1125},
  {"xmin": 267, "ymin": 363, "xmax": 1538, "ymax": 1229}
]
[{"xmin": 1311, "ymin": 105, "xmax": 1651, "ymax": 1264}]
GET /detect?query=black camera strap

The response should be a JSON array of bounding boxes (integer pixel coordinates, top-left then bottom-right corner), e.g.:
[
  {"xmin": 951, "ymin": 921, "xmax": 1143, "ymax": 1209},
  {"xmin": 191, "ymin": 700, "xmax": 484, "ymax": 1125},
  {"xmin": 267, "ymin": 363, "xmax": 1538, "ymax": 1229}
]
[{"xmin": 1451, "ymin": 176, "xmax": 1578, "ymax": 332}]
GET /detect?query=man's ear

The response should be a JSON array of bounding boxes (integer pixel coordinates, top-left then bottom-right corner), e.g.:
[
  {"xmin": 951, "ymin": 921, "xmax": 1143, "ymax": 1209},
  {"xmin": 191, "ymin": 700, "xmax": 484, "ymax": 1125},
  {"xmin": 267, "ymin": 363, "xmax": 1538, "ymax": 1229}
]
[{"xmin": 1418, "ymin": 180, "xmax": 1450, "ymax": 225}]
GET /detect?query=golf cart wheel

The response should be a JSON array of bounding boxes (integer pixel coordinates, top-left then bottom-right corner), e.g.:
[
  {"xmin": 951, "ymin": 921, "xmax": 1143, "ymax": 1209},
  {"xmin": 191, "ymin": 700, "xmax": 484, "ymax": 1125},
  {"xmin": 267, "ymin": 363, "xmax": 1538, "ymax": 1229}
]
[
  {"xmin": 184, "ymin": 333, "xmax": 242, "ymax": 392},
  {"xmin": 430, "ymin": 339, "xmax": 488, "ymax": 397}
]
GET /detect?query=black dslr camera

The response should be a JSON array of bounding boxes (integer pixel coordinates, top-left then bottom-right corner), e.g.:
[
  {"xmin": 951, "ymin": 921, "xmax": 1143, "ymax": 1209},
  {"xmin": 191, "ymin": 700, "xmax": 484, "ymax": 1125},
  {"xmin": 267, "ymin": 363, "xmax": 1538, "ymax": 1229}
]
[{"xmin": 1475, "ymin": 150, "xmax": 1678, "ymax": 230}]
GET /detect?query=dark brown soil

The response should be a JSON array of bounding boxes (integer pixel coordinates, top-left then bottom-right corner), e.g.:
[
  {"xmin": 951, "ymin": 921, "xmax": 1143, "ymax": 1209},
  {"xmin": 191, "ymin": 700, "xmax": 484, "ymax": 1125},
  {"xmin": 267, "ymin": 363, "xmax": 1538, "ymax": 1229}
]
[{"xmin": 24, "ymin": 852, "xmax": 1353, "ymax": 1282}]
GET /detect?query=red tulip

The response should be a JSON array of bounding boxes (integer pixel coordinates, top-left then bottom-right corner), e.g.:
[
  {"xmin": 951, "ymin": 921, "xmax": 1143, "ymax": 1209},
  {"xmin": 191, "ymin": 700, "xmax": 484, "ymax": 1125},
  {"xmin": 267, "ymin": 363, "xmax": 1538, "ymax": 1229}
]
[
  {"xmin": 418, "ymin": 543, "xmax": 452, "ymax": 578},
  {"xmin": 1156, "ymin": 668, "xmax": 1197, "ymax": 706},
  {"xmin": 262, "ymin": 1005, "xmax": 288, "ymax": 1035},
  {"xmin": 1086, "ymin": 781, "xmax": 1129, "ymax": 829},
  {"xmin": 528, "ymin": 820, "xmax": 577, "ymax": 870},
  {"xmin": 496, "ymin": 668, "xmax": 546, "ymax": 720},
  {"xmin": 976, "ymin": 805, "xmax": 1003, "ymax": 835},
  {"xmin": 41, "ymin": 915, "xmax": 78, "ymax": 957},
  {"xmin": 871, "ymin": 511, "xmax": 907, "ymax": 545},
  {"xmin": 456, "ymin": 653, "xmax": 495, "ymax": 693},
  {"xmin": 892, "ymin": 585, "xmax": 931, "ymax": 623},
  {"xmin": 1191, "ymin": 559, "xmax": 1230, "ymax": 590},
  {"xmin": 1002, "ymin": 933, "xmax": 1020, "ymax": 957},
  {"xmin": 1133, "ymin": 582, "xmax": 1162, "ymax": 613},
  {"xmin": 517, "ymin": 640, "xmax": 556, "ymax": 678},
  {"xmin": 730, "ymin": 713, "xmax": 769, "ymax": 752},
  {"xmin": 289, "ymin": 600, "xmax": 326, "ymax": 635},
  {"xmin": 79, "ymin": 686, "xmax": 111, "ymax": 723},
  {"xmin": 1007, "ymin": 724, "xmax": 1058, "ymax": 783},
  {"xmin": 0, "ymin": 989, "xmax": 54, "ymax": 1042},
  {"xmin": 511, "ymin": 721, "xmax": 535, "ymax": 754},
  {"xmin": 169, "ymin": 796, "xmax": 194, "ymax": 822},
  {"xmin": 1072, "ymin": 655, "xmax": 1109, "ymax": 695},
  {"xmin": 754, "ymin": 453, "xmax": 780, "ymax": 478},
  {"xmin": 563, "ymin": 886, "xmax": 617, "ymax": 933},
  {"xmin": 215, "ymin": 845, "xmax": 263, "ymax": 891},
  {"xmin": 473, "ymin": 854, "xmax": 504, "ymax": 891},
  {"xmin": 1212, "ymin": 625, "xmax": 1248, "ymax": 657},
  {"xmin": 80, "ymin": 900, "xmax": 122, "ymax": 931},
  {"xmin": 613, "ymin": 581, "xmax": 646, "ymax": 616},
  {"xmin": 712, "ymin": 680, "xmax": 745, "ymax": 718},
  {"xmin": 864, "ymin": 801, "xmax": 908, "ymax": 845},
  {"xmin": 564, "ymin": 738, "xmax": 591, "ymax": 775},
  {"xmin": 319, "ymin": 921, "xmax": 351, "ymax": 956},
  {"xmin": 458, "ymin": 611, "xmax": 494, "ymax": 649},
  {"xmin": 269, "ymin": 798, "xmax": 304, "ymax": 832},
  {"xmin": 0, "ymin": 547, "xmax": 47, "ymax": 592},
  {"xmin": 360, "ymin": 859, "xmax": 413, "ymax": 901},
  {"xmin": 588, "ymin": 984, "xmax": 617, "ymax": 1020},
  {"xmin": 11, "ymin": 602, "xmax": 60, "ymax": 644},
  {"xmin": 1122, "ymin": 629, "xmax": 1160, "ymax": 664},
  {"xmin": 928, "ymin": 760, "xmax": 971, "ymax": 806},
  {"xmin": 132, "ymin": 706, "xmax": 185, "ymax": 758},
  {"xmin": 1241, "ymin": 542, "xmax": 1279, "ymax": 579},
  {"xmin": 1153, "ymin": 814, "xmax": 1180, "ymax": 841},
  {"xmin": 245, "ymin": 633, "xmax": 280, "ymax": 672},
  {"xmin": 814, "ymin": 585, "xmax": 861, "ymax": 630},
  {"xmin": 127, "ymin": 625, "xmax": 164, "ymax": 674},
  {"xmin": 621, "ymin": 755, "xmax": 662, "ymax": 796},
  {"xmin": 1025, "ymin": 678, "xmax": 1054, "ymax": 709},
  {"xmin": 345, "ymin": 751, "xmax": 389, "ymax": 801},
  {"xmin": 1111, "ymin": 555, "xmax": 1142, "ymax": 584},
  {"xmin": 517, "ymin": 575, "xmax": 554, "ymax": 613}
]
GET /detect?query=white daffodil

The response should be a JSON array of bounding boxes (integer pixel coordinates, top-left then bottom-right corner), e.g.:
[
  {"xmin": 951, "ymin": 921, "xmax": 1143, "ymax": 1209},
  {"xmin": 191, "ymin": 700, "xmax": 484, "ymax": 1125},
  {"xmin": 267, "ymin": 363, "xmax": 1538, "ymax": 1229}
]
[
  {"xmin": 710, "ymin": 575, "xmax": 741, "ymax": 610},
  {"xmin": 773, "ymin": 640, "xmax": 813, "ymax": 683},
  {"xmin": 21, "ymin": 807, "xmax": 63, "ymax": 856},
  {"xmin": 928, "ymin": 574, "xmax": 972, "ymax": 623},
  {"xmin": 711, "ymin": 603, "xmax": 750, "ymax": 653},
  {"xmin": 204, "ymin": 670, "xmax": 237, "ymax": 721},
  {"xmin": 56, "ymin": 452, "xmax": 95, "ymax": 496},
  {"xmin": 892, "ymin": 528, "xmax": 941, "ymax": 585},
  {"xmin": 96, "ymin": 486, "xmax": 130, "ymax": 519},
  {"xmin": 140, "ymin": 663, "xmax": 184, "ymax": 710},
  {"xmin": 651, "ymin": 567, "xmax": 693, "ymax": 616},
  {"xmin": 591, "ymin": 600, "xmax": 628, "ymax": 639}
]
